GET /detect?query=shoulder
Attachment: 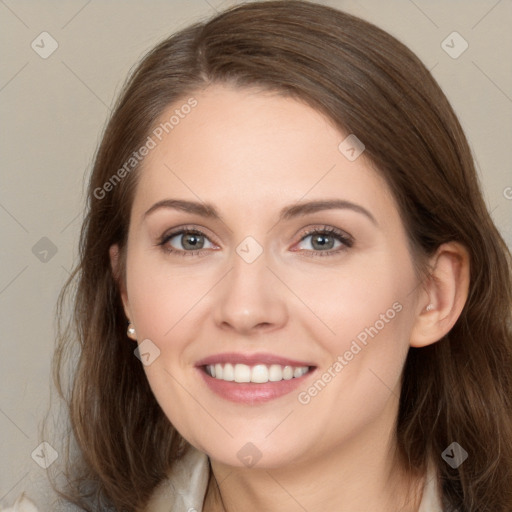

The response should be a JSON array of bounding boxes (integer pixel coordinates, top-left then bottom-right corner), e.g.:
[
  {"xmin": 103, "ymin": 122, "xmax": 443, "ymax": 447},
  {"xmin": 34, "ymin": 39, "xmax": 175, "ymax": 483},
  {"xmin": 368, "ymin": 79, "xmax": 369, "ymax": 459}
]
[
  {"xmin": 146, "ymin": 449, "xmax": 446, "ymax": 512},
  {"xmin": 2, "ymin": 449, "xmax": 209, "ymax": 512},
  {"xmin": 418, "ymin": 462, "xmax": 444, "ymax": 512},
  {"xmin": 0, "ymin": 494, "xmax": 40, "ymax": 512},
  {"xmin": 5, "ymin": 453, "xmax": 443, "ymax": 512},
  {"xmin": 144, "ymin": 446, "xmax": 210, "ymax": 512}
]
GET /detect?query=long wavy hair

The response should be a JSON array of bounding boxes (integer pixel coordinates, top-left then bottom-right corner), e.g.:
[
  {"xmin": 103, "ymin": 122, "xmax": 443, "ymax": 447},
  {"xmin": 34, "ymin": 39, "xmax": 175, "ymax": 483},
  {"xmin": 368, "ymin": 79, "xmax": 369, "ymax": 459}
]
[{"xmin": 51, "ymin": 1, "xmax": 512, "ymax": 510}]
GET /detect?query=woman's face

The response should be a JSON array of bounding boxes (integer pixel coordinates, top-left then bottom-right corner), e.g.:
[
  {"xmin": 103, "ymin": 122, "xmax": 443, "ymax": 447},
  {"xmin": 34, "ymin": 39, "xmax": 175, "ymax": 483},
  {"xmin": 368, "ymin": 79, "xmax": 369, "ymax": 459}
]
[{"xmin": 117, "ymin": 84, "xmax": 424, "ymax": 468}]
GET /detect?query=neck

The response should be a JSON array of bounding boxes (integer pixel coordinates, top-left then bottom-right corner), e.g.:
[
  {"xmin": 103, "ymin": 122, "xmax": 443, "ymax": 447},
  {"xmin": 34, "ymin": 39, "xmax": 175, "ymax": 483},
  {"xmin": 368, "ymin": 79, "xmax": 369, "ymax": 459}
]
[{"xmin": 204, "ymin": 420, "xmax": 425, "ymax": 512}]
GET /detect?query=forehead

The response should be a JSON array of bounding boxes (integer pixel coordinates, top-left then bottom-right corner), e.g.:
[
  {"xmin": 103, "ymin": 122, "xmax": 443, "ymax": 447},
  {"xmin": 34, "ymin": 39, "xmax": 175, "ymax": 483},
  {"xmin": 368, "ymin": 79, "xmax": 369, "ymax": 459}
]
[{"xmin": 132, "ymin": 84, "xmax": 396, "ymax": 222}]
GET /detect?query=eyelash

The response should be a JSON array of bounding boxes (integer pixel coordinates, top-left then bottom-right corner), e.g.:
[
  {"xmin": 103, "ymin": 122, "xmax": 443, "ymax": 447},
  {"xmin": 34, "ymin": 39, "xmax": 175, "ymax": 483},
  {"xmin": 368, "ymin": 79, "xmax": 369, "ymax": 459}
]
[{"xmin": 156, "ymin": 224, "xmax": 354, "ymax": 258}]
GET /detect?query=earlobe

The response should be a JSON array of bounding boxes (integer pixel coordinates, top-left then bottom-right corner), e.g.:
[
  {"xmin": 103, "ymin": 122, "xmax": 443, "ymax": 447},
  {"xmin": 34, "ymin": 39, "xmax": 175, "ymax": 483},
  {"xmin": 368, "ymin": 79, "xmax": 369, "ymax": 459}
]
[
  {"xmin": 409, "ymin": 242, "xmax": 470, "ymax": 348},
  {"xmin": 109, "ymin": 244, "xmax": 131, "ymax": 321}
]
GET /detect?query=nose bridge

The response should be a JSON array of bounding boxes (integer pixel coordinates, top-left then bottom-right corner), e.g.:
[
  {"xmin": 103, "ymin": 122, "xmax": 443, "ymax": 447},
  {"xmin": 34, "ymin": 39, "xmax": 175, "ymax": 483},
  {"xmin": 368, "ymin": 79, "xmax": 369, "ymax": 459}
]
[{"xmin": 213, "ymin": 235, "xmax": 287, "ymax": 332}]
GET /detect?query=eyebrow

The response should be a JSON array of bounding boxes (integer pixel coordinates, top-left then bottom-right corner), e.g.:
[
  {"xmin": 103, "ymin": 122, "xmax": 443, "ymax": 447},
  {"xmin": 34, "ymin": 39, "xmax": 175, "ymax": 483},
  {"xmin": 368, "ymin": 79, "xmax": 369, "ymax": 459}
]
[{"xmin": 144, "ymin": 198, "xmax": 377, "ymax": 225}]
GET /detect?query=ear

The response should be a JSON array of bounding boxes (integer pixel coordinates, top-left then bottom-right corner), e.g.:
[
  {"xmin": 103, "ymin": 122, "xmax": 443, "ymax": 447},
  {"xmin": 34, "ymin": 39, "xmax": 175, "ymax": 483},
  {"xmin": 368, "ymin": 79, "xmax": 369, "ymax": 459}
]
[
  {"xmin": 409, "ymin": 242, "xmax": 470, "ymax": 348},
  {"xmin": 109, "ymin": 244, "xmax": 132, "ymax": 321}
]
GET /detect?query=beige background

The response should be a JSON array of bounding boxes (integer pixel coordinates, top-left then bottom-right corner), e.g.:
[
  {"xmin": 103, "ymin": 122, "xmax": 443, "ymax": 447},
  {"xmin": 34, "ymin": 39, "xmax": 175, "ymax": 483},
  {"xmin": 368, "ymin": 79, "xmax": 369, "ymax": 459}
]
[{"xmin": 1, "ymin": 0, "xmax": 511, "ymax": 508}]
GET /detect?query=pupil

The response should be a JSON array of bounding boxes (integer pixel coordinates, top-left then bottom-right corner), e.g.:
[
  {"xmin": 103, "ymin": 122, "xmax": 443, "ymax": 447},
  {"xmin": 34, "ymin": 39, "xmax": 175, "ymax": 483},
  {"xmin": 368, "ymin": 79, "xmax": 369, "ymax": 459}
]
[
  {"xmin": 313, "ymin": 234, "xmax": 333, "ymax": 250},
  {"xmin": 184, "ymin": 234, "xmax": 203, "ymax": 250}
]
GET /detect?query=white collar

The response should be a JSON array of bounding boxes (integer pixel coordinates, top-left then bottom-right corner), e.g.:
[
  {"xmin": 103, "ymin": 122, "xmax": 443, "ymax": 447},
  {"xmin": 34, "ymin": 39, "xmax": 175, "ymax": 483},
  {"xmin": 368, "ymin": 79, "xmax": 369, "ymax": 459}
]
[{"xmin": 145, "ymin": 446, "xmax": 444, "ymax": 512}]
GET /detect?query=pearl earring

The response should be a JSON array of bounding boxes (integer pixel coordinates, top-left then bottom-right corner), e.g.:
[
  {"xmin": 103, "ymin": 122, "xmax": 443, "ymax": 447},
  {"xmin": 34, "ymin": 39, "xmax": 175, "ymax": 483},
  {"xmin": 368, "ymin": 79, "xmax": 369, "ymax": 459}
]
[
  {"xmin": 425, "ymin": 304, "xmax": 434, "ymax": 312},
  {"xmin": 127, "ymin": 323, "xmax": 137, "ymax": 340}
]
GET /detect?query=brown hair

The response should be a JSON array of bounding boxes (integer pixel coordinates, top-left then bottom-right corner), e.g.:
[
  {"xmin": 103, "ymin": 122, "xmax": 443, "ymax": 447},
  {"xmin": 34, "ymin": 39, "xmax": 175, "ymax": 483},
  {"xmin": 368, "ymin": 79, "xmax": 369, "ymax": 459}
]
[{"xmin": 52, "ymin": 1, "xmax": 512, "ymax": 510}]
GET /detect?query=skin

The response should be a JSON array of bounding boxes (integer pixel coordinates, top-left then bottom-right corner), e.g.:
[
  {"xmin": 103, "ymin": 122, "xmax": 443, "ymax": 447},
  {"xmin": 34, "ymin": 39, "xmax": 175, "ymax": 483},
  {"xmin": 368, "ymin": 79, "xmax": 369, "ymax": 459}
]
[{"xmin": 111, "ymin": 84, "xmax": 469, "ymax": 512}]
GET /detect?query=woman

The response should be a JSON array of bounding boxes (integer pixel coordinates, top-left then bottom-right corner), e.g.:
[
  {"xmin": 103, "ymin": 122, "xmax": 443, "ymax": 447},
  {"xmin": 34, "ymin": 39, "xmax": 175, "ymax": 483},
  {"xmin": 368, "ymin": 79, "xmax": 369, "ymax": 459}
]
[{"xmin": 10, "ymin": 1, "xmax": 511, "ymax": 511}]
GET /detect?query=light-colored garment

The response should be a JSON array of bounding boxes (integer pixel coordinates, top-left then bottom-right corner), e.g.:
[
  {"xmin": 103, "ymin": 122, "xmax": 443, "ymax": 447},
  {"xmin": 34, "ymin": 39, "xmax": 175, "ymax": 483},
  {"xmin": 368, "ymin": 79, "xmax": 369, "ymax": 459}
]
[
  {"xmin": 0, "ymin": 494, "xmax": 40, "ymax": 512},
  {"xmin": 145, "ymin": 446, "xmax": 445, "ymax": 512},
  {"xmin": 2, "ymin": 447, "xmax": 444, "ymax": 511},
  {"xmin": 418, "ymin": 465, "xmax": 444, "ymax": 512}
]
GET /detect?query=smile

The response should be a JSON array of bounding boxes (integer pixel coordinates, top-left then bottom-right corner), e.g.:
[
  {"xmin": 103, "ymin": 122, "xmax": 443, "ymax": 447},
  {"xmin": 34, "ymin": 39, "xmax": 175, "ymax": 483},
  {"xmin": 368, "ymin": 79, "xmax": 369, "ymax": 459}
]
[
  {"xmin": 204, "ymin": 363, "xmax": 311, "ymax": 383},
  {"xmin": 195, "ymin": 353, "xmax": 317, "ymax": 404}
]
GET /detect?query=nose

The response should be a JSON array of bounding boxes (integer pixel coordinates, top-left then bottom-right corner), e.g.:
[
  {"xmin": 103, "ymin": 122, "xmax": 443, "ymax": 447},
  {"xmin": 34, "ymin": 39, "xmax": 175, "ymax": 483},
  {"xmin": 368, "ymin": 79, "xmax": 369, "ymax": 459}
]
[{"xmin": 212, "ymin": 245, "xmax": 288, "ymax": 336}]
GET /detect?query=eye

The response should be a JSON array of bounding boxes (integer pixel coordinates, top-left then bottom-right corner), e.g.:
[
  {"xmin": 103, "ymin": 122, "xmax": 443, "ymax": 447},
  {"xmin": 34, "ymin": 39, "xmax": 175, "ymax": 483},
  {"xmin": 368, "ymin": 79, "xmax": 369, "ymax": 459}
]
[
  {"xmin": 294, "ymin": 225, "xmax": 353, "ymax": 257},
  {"xmin": 157, "ymin": 227, "xmax": 216, "ymax": 257},
  {"xmin": 157, "ymin": 224, "xmax": 353, "ymax": 258}
]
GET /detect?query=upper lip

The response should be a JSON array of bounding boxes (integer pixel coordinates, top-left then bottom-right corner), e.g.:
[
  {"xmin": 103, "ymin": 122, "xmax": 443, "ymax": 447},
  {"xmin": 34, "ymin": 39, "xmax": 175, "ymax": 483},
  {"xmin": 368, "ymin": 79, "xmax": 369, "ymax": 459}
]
[{"xmin": 195, "ymin": 352, "xmax": 315, "ymax": 368}]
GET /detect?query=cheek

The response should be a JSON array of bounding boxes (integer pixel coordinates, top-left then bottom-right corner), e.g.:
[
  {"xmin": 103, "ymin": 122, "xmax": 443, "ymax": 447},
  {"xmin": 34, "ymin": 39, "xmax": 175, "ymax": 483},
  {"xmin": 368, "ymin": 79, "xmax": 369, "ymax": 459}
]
[
  {"xmin": 126, "ymin": 250, "xmax": 204, "ymax": 343},
  {"xmin": 293, "ymin": 298, "xmax": 412, "ymax": 451},
  {"xmin": 293, "ymin": 251, "xmax": 416, "ymax": 419},
  {"xmin": 289, "ymin": 251, "xmax": 415, "ymax": 354},
  {"xmin": 124, "ymin": 259, "xmax": 202, "ymax": 432}
]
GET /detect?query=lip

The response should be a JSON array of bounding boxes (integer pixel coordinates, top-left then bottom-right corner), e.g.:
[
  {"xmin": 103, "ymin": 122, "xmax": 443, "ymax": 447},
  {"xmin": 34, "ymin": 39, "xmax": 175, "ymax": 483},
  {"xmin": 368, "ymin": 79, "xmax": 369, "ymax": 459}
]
[
  {"xmin": 195, "ymin": 352, "xmax": 317, "ymax": 405},
  {"xmin": 195, "ymin": 352, "xmax": 315, "ymax": 368}
]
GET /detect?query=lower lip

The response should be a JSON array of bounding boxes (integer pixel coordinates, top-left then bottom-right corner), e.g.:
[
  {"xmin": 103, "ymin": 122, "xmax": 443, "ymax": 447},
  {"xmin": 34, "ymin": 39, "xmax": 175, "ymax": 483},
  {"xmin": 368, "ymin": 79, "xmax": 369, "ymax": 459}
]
[{"xmin": 197, "ymin": 367, "xmax": 315, "ymax": 404}]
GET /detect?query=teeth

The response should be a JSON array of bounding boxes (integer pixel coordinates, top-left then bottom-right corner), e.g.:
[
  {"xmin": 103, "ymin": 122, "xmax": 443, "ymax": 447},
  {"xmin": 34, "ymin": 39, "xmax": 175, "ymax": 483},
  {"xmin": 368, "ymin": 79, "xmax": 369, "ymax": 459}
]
[
  {"xmin": 234, "ymin": 363, "xmax": 251, "ymax": 383},
  {"xmin": 282, "ymin": 366, "xmax": 294, "ymax": 380},
  {"xmin": 293, "ymin": 366, "xmax": 307, "ymax": 378},
  {"xmin": 251, "ymin": 364, "xmax": 268, "ymax": 383},
  {"xmin": 223, "ymin": 363, "xmax": 234, "ymax": 381},
  {"xmin": 205, "ymin": 363, "xmax": 310, "ymax": 383},
  {"xmin": 269, "ymin": 364, "xmax": 282, "ymax": 382}
]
